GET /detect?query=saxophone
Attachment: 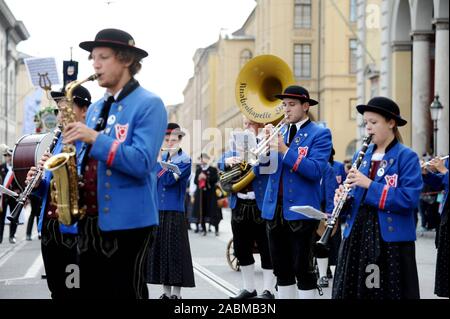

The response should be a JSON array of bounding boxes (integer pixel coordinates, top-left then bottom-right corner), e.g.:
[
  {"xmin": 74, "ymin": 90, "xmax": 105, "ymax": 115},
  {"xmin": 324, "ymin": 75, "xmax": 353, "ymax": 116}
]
[{"xmin": 44, "ymin": 74, "xmax": 98, "ymax": 225}]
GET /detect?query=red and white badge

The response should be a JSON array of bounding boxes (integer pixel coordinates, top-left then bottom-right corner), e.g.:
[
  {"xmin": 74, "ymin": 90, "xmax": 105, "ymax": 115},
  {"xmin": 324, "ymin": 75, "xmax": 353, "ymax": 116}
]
[
  {"xmin": 336, "ymin": 175, "xmax": 342, "ymax": 184},
  {"xmin": 115, "ymin": 123, "xmax": 129, "ymax": 143},
  {"xmin": 298, "ymin": 146, "xmax": 308, "ymax": 157},
  {"xmin": 385, "ymin": 174, "xmax": 398, "ymax": 187}
]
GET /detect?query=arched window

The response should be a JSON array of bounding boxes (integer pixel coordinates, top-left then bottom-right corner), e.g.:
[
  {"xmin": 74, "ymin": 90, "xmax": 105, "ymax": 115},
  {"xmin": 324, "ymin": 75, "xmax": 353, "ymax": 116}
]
[
  {"xmin": 240, "ymin": 49, "xmax": 253, "ymax": 68},
  {"xmin": 345, "ymin": 139, "xmax": 358, "ymax": 159}
]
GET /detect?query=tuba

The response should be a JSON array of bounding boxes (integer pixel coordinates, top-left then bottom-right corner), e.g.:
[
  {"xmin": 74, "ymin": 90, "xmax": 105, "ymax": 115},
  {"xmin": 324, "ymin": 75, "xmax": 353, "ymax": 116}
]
[
  {"xmin": 43, "ymin": 74, "xmax": 98, "ymax": 225},
  {"xmin": 219, "ymin": 55, "xmax": 294, "ymax": 193}
]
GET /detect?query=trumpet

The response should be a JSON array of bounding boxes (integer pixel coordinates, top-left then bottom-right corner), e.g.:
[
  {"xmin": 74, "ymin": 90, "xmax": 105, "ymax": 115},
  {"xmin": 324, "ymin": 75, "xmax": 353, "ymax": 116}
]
[
  {"xmin": 250, "ymin": 118, "xmax": 288, "ymax": 162},
  {"xmin": 161, "ymin": 147, "xmax": 179, "ymax": 152},
  {"xmin": 421, "ymin": 155, "xmax": 449, "ymax": 168}
]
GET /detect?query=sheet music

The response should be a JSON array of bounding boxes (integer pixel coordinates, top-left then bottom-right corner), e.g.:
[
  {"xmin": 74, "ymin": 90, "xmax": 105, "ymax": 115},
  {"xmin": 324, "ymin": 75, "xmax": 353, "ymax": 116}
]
[
  {"xmin": 160, "ymin": 161, "xmax": 181, "ymax": 175},
  {"xmin": 230, "ymin": 130, "xmax": 257, "ymax": 163},
  {"xmin": 24, "ymin": 57, "xmax": 60, "ymax": 87},
  {"xmin": 289, "ymin": 205, "xmax": 328, "ymax": 220}
]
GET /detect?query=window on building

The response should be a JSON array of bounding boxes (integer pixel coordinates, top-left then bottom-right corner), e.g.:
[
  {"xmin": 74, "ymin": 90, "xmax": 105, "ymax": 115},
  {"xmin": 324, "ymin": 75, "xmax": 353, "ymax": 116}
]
[
  {"xmin": 346, "ymin": 139, "xmax": 358, "ymax": 159},
  {"xmin": 240, "ymin": 49, "xmax": 253, "ymax": 68},
  {"xmin": 349, "ymin": 98, "xmax": 357, "ymax": 120},
  {"xmin": 349, "ymin": 0, "xmax": 357, "ymax": 23},
  {"xmin": 294, "ymin": 44, "xmax": 311, "ymax": 78},
  {"xmin": 294, "ymin": 0, "xmax": 312, "ymax": 29},
  {"xmin": 349, "ymin": 39, "xmax": 358, "ymax": 74}
]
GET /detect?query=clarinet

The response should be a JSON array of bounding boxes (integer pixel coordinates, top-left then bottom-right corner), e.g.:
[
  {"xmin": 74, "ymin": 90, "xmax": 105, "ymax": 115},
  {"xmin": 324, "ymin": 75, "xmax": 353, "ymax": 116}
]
[
  {"xmin": 316, "ymin": 134, "xmax": 373, "ymax": 247},
  {"xmin": 7, "ymin": 126, "xmax": 62, "ymax": 225}
]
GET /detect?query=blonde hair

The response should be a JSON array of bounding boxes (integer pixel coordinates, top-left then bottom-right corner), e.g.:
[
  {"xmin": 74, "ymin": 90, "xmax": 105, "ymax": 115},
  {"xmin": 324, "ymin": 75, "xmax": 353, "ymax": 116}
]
[{"xmin": 393, "ymin": 126, "xmax": 403, "ymax": 143}]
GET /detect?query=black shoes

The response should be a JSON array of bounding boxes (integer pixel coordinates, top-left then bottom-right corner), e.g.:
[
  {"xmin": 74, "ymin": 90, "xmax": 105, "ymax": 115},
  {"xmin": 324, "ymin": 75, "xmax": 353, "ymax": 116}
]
[
  {"xmin": 318, "ymin": 276, "xmax": 329, "ymax": 287},
  {"xmin": 159, "ymin": 293, "xmax": 181, "ymax": 299},
  {"xmin": 26, "ymin": 235, "xmax": 32, "ymax": 241},
  {"xmin": 9, "ymin": 237, "xmax": 16, "ymax": 244},
  {"xmin": 254, "ymin": 290, "xmax": 275, "ymax": 299},
  {"xmin": 230, "ymin": 289, "xmax": 257, "ymax": 299}
]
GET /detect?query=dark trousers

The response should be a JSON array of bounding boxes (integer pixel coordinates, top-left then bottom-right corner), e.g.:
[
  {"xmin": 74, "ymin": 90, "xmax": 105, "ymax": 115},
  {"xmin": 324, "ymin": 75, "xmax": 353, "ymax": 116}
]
[
  {"xmin": 26, "ymin": 195, "xmax": 41, "ymax": 236},
  {"xmin": 41, "ymin": 218, "xmax": 79, "ymax": 299},
  {"xmin": 231, "ymin": 198, "xmax": 272, "ymax": 269},
  {"xmin": 267, "ymin": 203, "xmax": 318, "ymax": 290},
  {"xmin": 0, "ymin": 200, "xmax": 18, "ymax": 241},
  {"xmin": 78, "ymin": 215, "xmax": 155, "ymax": 299}
]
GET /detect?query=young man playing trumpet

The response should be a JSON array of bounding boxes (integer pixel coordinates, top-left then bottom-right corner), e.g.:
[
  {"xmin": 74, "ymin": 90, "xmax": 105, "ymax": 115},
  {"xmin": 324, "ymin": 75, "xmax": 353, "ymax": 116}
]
[{"xmin": 261, "ymin": 85, "xmax": 332, "ymax": 299}]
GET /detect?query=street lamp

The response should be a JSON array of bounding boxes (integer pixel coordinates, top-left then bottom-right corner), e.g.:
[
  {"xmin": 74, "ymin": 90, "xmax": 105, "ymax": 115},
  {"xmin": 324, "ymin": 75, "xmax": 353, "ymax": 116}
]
[{"xmin": 430, "ymin": 95, "xmax": 443, "ymax": 156}]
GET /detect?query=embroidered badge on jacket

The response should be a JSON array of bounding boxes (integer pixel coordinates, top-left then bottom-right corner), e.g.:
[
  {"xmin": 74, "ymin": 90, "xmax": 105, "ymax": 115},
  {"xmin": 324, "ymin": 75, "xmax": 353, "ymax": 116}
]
[
  {"xmin": 298, "ymin": 146, "xmax": 308, "ymax": 157},
  {"xmin": 385, "ymin": 174, "xmax": 398, "ymax": 187},
  {"xmin": 115, "ymin": 123, "xmax": 129, "ymax": 143}
]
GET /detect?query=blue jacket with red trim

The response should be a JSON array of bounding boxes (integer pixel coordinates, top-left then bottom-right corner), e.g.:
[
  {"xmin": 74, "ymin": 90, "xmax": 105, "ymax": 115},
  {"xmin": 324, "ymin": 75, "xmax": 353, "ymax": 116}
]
[
  {"xmin": 217, "ymin": 151, "xmax": 269, "ymax": 210},
  {"xmin": 156, "ymin": 150, "xmax": 191, "ymax": 212},
  {"xmin": 321, "ymin": 163, "xmax": 338, "ymax": 214},
  {"xmin": 422, "ymin": 158, "xmax": 449, "ymax": 215},
  {"xmin": 85, "ymin": 86, "xmax": 167, "ymax": 231},
  {"xmin": 331, "ymin": 160, "xmax": 346, "ymax": 186},
  {"xmin": 343, "ymin": 142, "xmax": 422, "ymax": 242},
  {"xmin": 261, "ymin": 121, "xmax": 332, "ymax": 220}
]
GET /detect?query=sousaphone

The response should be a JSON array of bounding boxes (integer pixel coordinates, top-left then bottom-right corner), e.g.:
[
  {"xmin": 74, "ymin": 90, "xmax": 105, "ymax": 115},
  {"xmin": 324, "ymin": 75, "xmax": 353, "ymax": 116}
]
[{"xmin": 219, "ymin": 55, "xmax": 295, "ymax": 193}]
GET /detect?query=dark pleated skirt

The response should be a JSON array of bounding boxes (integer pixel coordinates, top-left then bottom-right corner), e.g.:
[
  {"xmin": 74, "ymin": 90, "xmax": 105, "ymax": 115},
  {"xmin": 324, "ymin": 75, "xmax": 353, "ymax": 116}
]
[
  {"xmin": 332, "ymin": 205, "xmax": 420, "ymax": 299},
  {"xmin": 147, "ymin": 211, "xmax": 195, "ymax": 287},
  {"xmin": 435, "ymin": 205, "xmax": 449, "ymax": 298}
]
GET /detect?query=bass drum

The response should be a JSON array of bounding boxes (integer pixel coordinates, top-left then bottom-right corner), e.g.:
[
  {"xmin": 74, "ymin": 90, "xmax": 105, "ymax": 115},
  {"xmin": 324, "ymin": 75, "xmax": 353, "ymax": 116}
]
[{"xmin": 12, "ymin": 132, "xmax": 54, "ymax": 191}]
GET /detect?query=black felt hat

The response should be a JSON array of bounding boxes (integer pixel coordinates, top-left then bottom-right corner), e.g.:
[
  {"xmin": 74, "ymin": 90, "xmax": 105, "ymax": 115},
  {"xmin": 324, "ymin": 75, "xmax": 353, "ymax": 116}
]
[
  {"xmin": 166, "ymin": 123, "xmax": 186, "ymax": 137},
  {"xmin": 50, "ymin": 85, "xmax": 91, "ymax": 108},
  {"xmin": 356, "ymin": 96, "xmax": 407, "ymax": 127},
  {"xmin": 275, "ymin": 85, "xmax": 318, "ymax": 106},
  {"xmin": 198, "ymin": 153, "xmax": 210, "ymax": 161},
  {"xmin": 79, "ymin": 28, "xmax": 148, "ymax": 58}
]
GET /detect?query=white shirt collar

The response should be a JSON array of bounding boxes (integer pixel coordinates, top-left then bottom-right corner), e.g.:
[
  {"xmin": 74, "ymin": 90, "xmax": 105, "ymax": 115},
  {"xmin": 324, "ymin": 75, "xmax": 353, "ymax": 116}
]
[
  {"xmin": 291, "ymin": 117, "xmax": 310, "ymax": 131},
  {"xmin": 104, "ymin": 89, "xmax": 123, "ymax": 102}
]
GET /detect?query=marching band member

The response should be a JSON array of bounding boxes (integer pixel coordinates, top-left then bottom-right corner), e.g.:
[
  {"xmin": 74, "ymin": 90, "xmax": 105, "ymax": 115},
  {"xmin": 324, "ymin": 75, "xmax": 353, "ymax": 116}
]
[
  {"xmin": 315, "ymin": 152, "xmax": 339, "ymax": 288},
  {"xmin": 147, "ymin": 123, "xmax": 195, "ymax": 299},
  {"xmin": 261, "ymin": 85, "xmax": 332, "ymax": 299},
  {"xmin": 218, "ymin": 116, "xmax": 275, "ymax": 300},
  {"xmin": 422, "ymin": 156, "xmax": 448, "ymax": 298},
  {"xmin": 25, "ymin": 85, "xmax": 91, "ymax": 299},
  {"xmin": 64, "ymin": 28, "xmax": 167, "ymax": 298},
  {"xmin": 332, "ymin": 97, "xmax": 422, "ymax": 299},
  {"xmin": 0, "ymin": 149, "xmax": 21, "ymax": 244}
]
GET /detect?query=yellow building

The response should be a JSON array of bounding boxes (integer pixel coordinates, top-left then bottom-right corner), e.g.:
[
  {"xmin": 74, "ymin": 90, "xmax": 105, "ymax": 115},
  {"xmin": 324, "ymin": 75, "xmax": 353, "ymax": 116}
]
[{"xmin": 181, "ymin": 0, "xmax": 387, "ymax": 162}]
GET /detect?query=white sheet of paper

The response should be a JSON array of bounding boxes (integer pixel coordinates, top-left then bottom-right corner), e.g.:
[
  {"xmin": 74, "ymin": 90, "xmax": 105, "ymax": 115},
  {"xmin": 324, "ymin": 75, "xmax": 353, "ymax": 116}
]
[
  {"xmin": 160, "ymin": 161, "xmax": 181, "ymax": 175},
  {"xmin": 289, "ymin": 205, "xmax": 328, "ymax": 220},
  {"xmin": 231, "ymin": 131, "xmax": 258, "ymax": 163},
  {"xmin": 24, "ymin": 57, "xmax": 60, "ymax": 87}
]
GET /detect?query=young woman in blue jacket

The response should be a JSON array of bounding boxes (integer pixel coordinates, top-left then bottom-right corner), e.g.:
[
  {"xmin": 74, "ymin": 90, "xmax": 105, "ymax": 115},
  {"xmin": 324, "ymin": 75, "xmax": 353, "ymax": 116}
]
[{"xmin": 332, "ymin": 97, "xmax": 422, "ymax": 299}]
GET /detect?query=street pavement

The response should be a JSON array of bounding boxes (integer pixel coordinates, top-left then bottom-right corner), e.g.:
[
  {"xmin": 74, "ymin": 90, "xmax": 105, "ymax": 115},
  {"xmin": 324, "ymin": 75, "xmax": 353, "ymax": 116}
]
[{"xmin": 0, "ymin": 208, "xmax": 445, "ymax": 299}]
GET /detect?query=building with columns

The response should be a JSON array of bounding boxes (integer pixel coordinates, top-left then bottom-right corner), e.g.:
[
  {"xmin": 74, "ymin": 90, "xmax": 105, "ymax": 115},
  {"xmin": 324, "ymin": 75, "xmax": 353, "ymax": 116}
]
[
  {"xmin": 357, "ymin": 0, "xmax": 448, "ymax": 156},
  {"xmin": 181, "ymin": 0, "xmax": 369, "ymax": 162},
  {"xmin": 0, "ymin": 0, "xmax": 29, "ymax": 147},
  {"xmin": 180, "ymin": 0, "xmax": 448, "ymax": 161}
]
